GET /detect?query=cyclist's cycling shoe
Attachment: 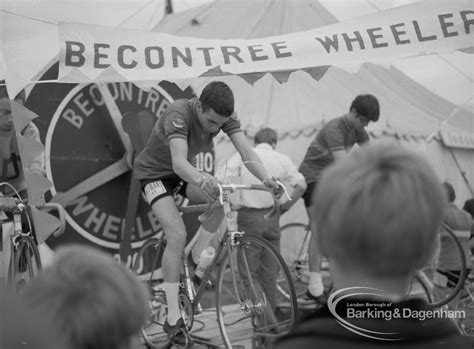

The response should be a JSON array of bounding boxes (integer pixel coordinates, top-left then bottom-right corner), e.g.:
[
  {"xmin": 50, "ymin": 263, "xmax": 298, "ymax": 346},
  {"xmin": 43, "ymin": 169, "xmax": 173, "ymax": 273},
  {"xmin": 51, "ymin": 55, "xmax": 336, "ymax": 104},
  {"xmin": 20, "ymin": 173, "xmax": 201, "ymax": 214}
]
[{"xmin": 163, "ymin": 317, "xmax": 194, "ymax": 347}]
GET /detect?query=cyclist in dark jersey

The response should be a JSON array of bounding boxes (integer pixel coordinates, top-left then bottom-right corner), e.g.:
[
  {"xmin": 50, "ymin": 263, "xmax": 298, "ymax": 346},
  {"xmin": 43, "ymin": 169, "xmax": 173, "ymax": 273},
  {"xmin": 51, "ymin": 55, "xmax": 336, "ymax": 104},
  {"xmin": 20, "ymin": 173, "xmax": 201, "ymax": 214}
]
[
  {"xmin": 134, "ymin": 81, "xmax": 280, "ymax": 345},
  {"xmin": 299, "ymin": 94, "xmax": 380, "ymax": 305}
]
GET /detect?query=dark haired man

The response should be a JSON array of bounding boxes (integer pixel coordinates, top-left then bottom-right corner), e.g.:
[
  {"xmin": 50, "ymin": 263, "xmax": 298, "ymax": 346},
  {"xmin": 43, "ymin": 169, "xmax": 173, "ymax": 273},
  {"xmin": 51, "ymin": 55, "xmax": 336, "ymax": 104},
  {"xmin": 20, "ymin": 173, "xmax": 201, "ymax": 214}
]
[
  {"xmin": 298, "ymin": 94, "xmax": 380, "ymax": 305},
  {"xmin": 133, "ymin": 81, "xmax": 280, "ymax": 345}
]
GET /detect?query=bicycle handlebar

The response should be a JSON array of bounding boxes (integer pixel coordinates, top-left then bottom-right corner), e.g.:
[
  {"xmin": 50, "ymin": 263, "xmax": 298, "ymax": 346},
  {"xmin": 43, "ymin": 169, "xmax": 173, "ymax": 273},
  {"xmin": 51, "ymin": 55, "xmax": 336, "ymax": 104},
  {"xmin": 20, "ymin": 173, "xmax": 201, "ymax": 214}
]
[
  {"xmin": 195, "ymin": 181, "xmax": 291, "ymax": 222},
  {"xmin": 1, "ymin": 194, "xmax": 67, "ymax": 238}
]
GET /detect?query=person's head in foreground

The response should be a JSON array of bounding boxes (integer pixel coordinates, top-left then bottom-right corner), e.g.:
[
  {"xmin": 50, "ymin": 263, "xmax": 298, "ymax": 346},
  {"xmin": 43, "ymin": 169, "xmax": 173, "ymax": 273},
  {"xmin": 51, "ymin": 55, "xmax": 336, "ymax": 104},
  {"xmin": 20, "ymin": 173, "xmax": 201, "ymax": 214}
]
[
  {"xmin": 312, "ymin": 144, "xmax": 445, "ymax": 297},
  {"xmin": 22, "ymin": 245, "xmax": 149, "ymax": 349},
  {"xmin": 198, "ymin": 81, "xmax": 236, "ymax": 134}
]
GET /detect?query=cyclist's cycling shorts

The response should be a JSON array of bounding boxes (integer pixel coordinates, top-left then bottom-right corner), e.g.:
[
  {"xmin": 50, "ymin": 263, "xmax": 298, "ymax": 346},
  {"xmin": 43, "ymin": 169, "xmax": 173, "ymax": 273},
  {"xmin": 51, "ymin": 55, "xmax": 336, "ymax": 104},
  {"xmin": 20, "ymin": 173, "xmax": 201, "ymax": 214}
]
[{"xmin": 141, "ymin": 174, "xmax": 188, "ymax": 206}]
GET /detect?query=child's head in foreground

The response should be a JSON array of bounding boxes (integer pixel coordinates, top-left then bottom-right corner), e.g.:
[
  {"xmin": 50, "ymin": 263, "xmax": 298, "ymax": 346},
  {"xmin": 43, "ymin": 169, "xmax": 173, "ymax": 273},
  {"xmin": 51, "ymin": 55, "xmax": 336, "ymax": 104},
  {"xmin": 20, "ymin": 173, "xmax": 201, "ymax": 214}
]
[
  {"xmin": 312, "ymin": 144, "xmax": 445, "ymax": 282},
  {"xmin": 22, "ymin": 244, "xmax": 149, "ymax": 349}
]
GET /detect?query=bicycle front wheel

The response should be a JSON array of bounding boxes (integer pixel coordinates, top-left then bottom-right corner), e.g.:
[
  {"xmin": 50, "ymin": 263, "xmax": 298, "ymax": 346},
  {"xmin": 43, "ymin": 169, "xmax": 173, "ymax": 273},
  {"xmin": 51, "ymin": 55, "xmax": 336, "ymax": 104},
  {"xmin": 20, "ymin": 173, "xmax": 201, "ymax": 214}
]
[
  {"xmin": 215, "ymin": 235, "xmax": 297, "ymax": 348},
  {"xmin": 8, "ymin": 235, "xmax": 42, "ymax": 292}
]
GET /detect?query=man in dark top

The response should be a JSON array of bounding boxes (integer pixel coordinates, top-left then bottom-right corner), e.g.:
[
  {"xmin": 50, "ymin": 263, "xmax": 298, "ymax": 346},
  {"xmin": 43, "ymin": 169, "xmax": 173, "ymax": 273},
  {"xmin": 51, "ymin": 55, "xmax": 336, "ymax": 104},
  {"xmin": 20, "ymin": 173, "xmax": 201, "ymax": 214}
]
[
  {"xmin": 298, "ymin": 94, "xmax": 380, "ymax": 303},
  {"xmin": 275, "ymin": 144, "xmax": 473, "ymax": 348},
  {"xmin": 133, "ymin": 81, "xmax": 280, "ymax": 345}
]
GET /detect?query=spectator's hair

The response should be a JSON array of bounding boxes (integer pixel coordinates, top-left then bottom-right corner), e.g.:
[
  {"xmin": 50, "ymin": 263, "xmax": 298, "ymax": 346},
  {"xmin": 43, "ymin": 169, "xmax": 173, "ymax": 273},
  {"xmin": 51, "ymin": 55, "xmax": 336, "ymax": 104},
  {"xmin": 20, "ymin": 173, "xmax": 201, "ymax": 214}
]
[
  {"xmin": 254, "ymin": 128, "xmax": 278, "ymax": 146},
  {"xmin": 0, "ymin": 80, "xmax": 26, "ymax": 103},
  {"xmin": 199, "ymin": 81, "xmax": 234, "ymax": 117},
  {"xmin": 312, "ymin": 144, "xmax": 445, "ymax": 277},
  {"xmin": 442, "ymin": 181, "xmax": 456, "ymax": 203},
  {"xmin": 350, "ymin": 94, "xmax": 380, "ymax": 122},
  {"xmin": 23, "ymin": 245, "xmax": 148, "ymax": 349}
]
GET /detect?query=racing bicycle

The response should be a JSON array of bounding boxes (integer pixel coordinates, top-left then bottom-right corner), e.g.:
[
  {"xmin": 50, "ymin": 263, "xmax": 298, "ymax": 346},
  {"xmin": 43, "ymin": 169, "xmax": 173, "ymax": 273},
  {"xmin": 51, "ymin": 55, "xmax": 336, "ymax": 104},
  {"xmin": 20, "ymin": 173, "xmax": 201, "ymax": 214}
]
[{"xmin": 133, "ymin": 182, "xmax": 298, "ymax": 348}]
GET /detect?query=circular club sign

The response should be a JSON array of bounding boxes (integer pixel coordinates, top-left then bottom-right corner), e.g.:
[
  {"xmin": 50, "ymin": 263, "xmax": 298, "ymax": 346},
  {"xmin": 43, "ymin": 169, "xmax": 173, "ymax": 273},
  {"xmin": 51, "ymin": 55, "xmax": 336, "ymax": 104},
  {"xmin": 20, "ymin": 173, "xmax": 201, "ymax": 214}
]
[{"xmin": 27, "ymin": 64, "xmax": 214, "ymax": 264}]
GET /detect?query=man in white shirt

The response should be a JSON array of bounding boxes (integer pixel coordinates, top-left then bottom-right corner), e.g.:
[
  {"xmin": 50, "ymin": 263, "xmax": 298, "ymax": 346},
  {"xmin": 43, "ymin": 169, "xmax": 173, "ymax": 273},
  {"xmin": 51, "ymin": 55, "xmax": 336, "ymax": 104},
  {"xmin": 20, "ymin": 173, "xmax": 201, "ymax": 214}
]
[{"xmin": 219, "ymin": 128, "xmax": 306, "ymax": 310}]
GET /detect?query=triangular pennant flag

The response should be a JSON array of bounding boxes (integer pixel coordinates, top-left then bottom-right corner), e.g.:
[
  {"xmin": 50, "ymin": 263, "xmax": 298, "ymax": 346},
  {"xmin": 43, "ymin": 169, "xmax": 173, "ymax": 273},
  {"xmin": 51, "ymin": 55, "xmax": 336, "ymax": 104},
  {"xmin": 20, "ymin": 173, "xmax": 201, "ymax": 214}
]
[
  {"xmin": 198, "ymin": 66, "xmax": 231, "ymax": 78},
  {"xmin": 302, "ymin": 65, "xmax": 331, "ymax": 81},
  {"xmin": 26, "ymin": 171, "xmax": 52, "ymax": 202},
  {"xmin": 95, "ymin": 65, "xmax": 128, "ymax": 82},
  {"xmin": 17, "ymin": 135, "xmax": 44, "ymax": 168},
  {"xmin": 270, "ymin": 70, "xmax": 293, "ymax": 84},
  {"xmin": 57, "ymin": 67, "xmax": 93, "ymax": 83},
  {"xmin": 30, "ymin": 207, "xmax": 62, "ymax": 244},
  {"xmin": 11, "ymin": 101, "xmax": 38, "ymax": 132},
  {"xmin": 236, "ymin": 72, "xmax": 266, "ymax": 85}
]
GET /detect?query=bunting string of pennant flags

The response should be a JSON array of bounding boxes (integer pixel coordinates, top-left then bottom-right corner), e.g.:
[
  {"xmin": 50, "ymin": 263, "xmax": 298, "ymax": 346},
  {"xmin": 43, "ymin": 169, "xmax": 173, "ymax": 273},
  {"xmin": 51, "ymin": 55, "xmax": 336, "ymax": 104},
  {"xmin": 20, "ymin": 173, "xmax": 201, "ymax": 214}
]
[{"xmin": 56, "ymin": 1, "xmax": 473, "ymax": 89}]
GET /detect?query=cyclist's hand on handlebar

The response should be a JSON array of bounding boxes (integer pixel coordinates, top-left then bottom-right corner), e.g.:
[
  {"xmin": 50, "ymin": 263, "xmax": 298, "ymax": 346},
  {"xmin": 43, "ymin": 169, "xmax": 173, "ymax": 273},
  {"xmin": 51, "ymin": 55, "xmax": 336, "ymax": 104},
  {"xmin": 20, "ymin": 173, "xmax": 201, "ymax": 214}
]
[
  {"xmin": 0, "ymin": 196, "xmax": 17, "ymax": 211},
  {"xmin": 197, "ymin": 173, "xmax": 220, "ymax": 202},
  {"xmin": 263, "ymin": 177, "xmax": 283, "ymax": 199}
]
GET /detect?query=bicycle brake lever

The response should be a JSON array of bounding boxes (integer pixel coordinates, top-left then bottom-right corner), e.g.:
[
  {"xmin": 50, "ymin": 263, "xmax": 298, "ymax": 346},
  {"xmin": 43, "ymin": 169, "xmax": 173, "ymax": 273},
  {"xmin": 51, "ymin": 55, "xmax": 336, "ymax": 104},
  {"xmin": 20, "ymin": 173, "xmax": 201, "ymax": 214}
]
[{"xmin": 275, "ymin": 180, "xmax": 291, "ymax": 201}]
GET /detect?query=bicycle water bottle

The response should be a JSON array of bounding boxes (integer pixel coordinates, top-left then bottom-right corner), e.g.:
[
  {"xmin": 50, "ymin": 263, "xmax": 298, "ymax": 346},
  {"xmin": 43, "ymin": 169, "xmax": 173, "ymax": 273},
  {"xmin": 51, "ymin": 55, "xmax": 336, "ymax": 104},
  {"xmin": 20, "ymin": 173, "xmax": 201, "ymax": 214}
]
[{"xmin": 195, "ymin": 247, "xmax": 215, "ymax": 279}]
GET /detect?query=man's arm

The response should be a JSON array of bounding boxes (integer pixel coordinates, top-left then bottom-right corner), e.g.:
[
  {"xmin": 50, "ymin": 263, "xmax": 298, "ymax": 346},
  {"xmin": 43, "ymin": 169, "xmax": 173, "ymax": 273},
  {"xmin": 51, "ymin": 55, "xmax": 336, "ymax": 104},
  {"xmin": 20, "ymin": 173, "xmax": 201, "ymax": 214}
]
[
  {"xmin": 169, "ymin": 138, "xmax": 219, "ymax": 201},
  {"xmin": 169, "ymin": 138, "xmax": 208, "ymax": 185},
  {"xmin": 279, "ymin": 156, "xmax": 307, "ymax": 213},
  {"xmin": 229, "ymin": 132, "xmax": 270, "ymax": 181}
]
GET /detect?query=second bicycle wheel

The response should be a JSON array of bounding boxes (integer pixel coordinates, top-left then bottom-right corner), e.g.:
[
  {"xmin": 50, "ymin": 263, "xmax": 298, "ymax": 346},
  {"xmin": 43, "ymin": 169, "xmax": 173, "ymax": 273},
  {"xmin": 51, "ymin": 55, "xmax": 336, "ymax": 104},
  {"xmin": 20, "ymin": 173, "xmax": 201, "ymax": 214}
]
[
  {"xmin": 409, "ymin": 223, "xmax": 467, "ymax": 309},
  {"xmin": 215, "ymin": 235, "xmax": 297, "ymax": 348}
]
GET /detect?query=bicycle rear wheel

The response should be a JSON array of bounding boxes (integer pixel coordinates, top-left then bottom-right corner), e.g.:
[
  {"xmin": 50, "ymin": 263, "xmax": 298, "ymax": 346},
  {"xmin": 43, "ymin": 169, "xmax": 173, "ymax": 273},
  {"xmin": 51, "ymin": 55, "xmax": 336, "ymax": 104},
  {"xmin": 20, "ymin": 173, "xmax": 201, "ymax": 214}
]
[
  {"xmin": 8, "ymin": 235, "xmax": 42, "ymax": 292},
  {"xmin": 409, "ymin": 224, "xmax": 467, "ymax": 309},
  {"xmin": 215, "ymin": 234, "xmax": 297, "ymax": 348}
]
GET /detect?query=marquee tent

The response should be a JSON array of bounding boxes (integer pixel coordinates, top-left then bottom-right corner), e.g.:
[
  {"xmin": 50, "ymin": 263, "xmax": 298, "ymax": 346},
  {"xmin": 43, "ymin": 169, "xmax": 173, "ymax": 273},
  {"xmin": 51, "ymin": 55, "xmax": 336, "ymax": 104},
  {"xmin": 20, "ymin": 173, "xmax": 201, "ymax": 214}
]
[
  {"xmin": 151, "ymin": 0, "xmax": 474, "ymax": 223},
  {"xmin": 0, "ymin": 0, "xmax": 473, "ymax": 252}
]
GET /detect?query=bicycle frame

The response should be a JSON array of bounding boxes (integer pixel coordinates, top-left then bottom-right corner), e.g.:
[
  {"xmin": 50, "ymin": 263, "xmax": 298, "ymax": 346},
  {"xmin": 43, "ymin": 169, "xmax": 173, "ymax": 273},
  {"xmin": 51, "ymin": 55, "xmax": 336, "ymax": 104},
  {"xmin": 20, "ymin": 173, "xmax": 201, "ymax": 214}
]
[
  {"xmin": 185, "ymin": 184, "xmax": 275, "ymax": 312},
  {"xmin": 1, "ymin": 182, "xmax": 66, "ymax": 288}
]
